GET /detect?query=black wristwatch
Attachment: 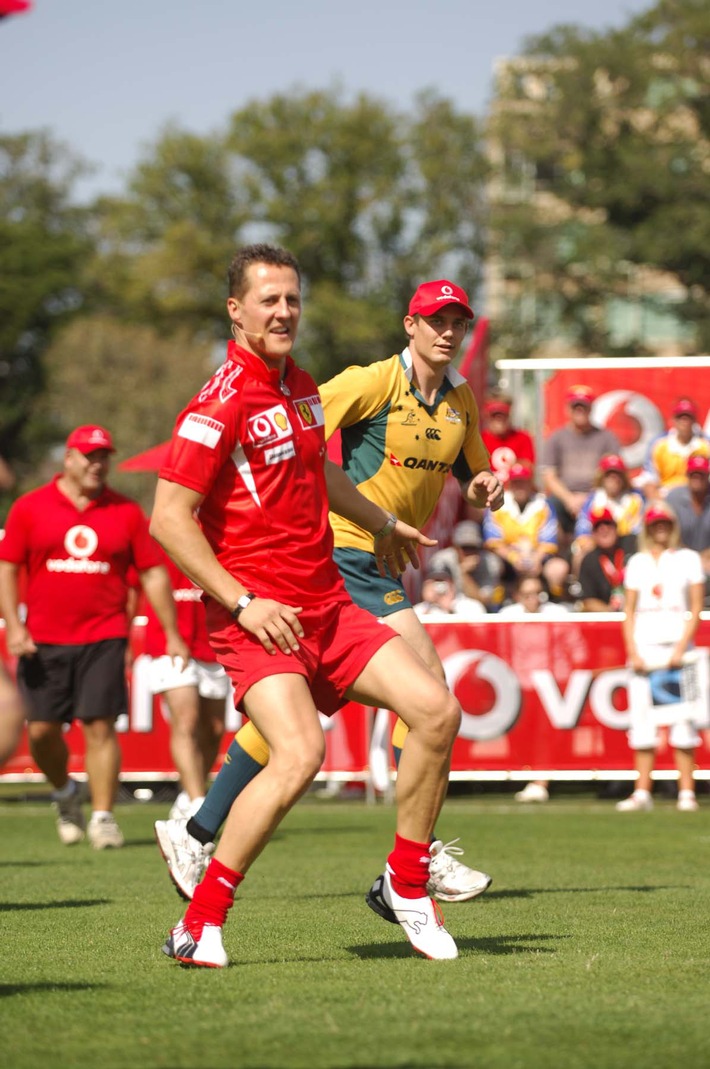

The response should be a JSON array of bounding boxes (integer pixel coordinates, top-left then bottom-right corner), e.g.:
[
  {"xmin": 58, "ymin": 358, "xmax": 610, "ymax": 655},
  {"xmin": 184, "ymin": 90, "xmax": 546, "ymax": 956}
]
[{"xmin": 231, "ymin": 592, "xmax": 256, "ymax": 621}]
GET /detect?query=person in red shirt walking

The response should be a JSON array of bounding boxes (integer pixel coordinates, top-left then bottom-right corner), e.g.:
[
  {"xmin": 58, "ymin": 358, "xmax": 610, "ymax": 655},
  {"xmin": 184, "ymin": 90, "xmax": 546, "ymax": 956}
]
[
  {"xmin": 149, "ymin": 244, "xmax": 493, "ymax": 966},
  {"xmin": 0, "ymin": 425, "xmax": 188, "ymax": 848},
  {"xmin": 142, "ymin": 556, "xmax": 230, "ymax": 820}
]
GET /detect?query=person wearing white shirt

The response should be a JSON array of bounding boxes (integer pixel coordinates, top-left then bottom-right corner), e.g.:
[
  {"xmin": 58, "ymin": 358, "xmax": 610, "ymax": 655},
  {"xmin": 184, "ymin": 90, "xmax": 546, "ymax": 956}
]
[{"xmin": 616, "ymin": 503, "xmax": 705, "ymax": 813}]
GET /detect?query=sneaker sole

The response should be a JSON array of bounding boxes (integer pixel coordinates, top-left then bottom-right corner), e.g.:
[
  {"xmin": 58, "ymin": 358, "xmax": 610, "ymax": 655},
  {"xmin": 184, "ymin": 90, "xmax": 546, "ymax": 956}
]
[{"xmin": 154, "ymin": 825, "xmax": 194, "ymax": 902}]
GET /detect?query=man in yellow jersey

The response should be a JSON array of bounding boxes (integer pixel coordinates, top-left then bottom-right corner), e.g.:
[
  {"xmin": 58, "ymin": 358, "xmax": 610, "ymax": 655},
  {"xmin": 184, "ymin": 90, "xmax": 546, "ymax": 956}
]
[{"xmin": 156, "ymin": 278, "xmax": 503, "ymax": 911}]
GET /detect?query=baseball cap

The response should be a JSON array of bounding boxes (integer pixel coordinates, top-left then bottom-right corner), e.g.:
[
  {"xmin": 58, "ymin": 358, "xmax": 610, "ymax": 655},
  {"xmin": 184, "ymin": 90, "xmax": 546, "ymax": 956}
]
[
  {"xmin": 484, "ymin": 398, "xmax": 512, "ymax": 417},
  {"xmin": 408, "ymin": 279, "xmax": 474, "ymax": 320},
  {"xmin": 565, "ymin": 385, "xmax": 595, "ymax": 407},
  {"xmin": 687, "ymin": 454, "xmax": 710, "ymax": 475},
  {"xmin": 590, "ymin": 507, "xmax": 616, "ymax": 528},
  {"xmin": 426, "ymin": 561, "xmax": 455, "ymax": 582},
  {"xmin": 452, "ymin": 521, "xmax": 482, "ymax": 549},
  {"xmin": 599, "ymin": 453, "xmax": 626, "ymax": 474},
  {"xmin": 644, "ymin": 504, "xmax": 676, "ymax": 527},
  {"xmin": 508, "ymin": 460, "xmax": 534, "ymax": 481},
  {"xmin": 66, "ymin": 425, "xmax": 115, "ymax": 454},
  {"xmin": 673, "ymin": 399, "xmax": 698, "ymax": 418}
]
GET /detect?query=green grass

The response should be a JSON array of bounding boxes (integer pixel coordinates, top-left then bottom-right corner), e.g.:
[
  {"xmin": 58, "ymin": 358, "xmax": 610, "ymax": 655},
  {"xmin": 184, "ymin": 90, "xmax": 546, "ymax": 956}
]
[{"xmin": 2, "ymin": 793, "xmax": 710, "ymax": 1069}]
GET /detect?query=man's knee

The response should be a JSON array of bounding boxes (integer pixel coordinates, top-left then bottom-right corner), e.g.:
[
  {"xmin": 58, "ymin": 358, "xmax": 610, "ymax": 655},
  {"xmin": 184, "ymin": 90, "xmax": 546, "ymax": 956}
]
[{"xmin": 411, "ymin": 691, "xmax": 461, "ymax": 751}]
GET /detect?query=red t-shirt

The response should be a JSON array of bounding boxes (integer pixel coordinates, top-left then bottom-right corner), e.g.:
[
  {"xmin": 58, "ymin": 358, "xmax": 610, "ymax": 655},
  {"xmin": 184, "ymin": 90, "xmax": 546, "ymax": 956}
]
[
  {"xmin": 159, "ymin": 342, "xmax": 349, "ymax": 622},
  {"xmin": 0, "ymin": 477, "xmax": 163, "ymax": 644},
  {"xmin": 141, "ymin": 556, "xmax": 214, "ymax": 660},
  {"xmin": 481, "ymin": 427, "xmax": 536, "ymax": 482}
]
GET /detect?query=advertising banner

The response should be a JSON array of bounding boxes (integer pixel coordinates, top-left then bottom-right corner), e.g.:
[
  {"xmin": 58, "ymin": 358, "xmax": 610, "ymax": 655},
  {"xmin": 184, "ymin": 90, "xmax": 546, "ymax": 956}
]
[{"xmin": 3, "ymin": 617, "xmax": 710, "ymax": 782}]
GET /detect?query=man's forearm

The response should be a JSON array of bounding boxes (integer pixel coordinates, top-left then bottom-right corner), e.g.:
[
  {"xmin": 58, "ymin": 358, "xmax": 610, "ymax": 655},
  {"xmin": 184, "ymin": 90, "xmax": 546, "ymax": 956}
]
[
  {"xmin": 324, "ymin": 459, "xmax": 391, "ymax": 535},
  {"xmin": 139, "ymin": 566, "xmax": 181, "ymax": 638}
]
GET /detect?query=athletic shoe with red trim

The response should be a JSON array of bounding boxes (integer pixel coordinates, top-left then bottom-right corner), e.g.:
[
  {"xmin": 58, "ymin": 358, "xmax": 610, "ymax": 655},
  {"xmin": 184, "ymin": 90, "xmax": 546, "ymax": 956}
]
[
  {"xmin": 379, "ymin": 868, "xmax": 458, "ymax": 960},
  {"xmin": 162, "ymin": 919, "xmax": 228, "ymax": 968}
]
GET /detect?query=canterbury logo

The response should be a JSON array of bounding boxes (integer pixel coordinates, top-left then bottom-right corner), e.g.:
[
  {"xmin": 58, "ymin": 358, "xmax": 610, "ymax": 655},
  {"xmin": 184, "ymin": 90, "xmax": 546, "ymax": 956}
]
[
  {"xmin": 425, "ymin": 428, "xmax": 441, "ymax": 440},
  {"xmin": 384, "ymin": 590, "xmax": 405, "ymax": 605}
]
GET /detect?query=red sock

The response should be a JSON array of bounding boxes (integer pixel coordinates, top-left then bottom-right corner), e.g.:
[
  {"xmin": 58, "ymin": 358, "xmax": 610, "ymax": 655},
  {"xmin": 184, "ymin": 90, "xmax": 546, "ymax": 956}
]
[
  {"xmin": 387, "ymin": 833, "xmax": 431, "ymax": 898},
  {"xmin": 184, "ymin": 858, "xmax": 243, "ymax": 937}
]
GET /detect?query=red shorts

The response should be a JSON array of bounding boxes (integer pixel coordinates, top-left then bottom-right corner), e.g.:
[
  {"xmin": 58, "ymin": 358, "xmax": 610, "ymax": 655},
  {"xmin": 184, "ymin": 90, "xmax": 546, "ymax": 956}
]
[{"xmin": 208, "ymin": 599, "xmax": 396, "ymax": 715}]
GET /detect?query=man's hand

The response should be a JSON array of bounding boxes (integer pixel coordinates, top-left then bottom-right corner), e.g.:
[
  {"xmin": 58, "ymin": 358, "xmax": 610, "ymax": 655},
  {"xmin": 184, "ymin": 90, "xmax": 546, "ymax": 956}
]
[
  {"xmin": 166, "ymin": 632, "xmax": 191, "ymax": 670},
  {"xmin": 236, "ymin": 598, "xmax": 304, "ymax": 656},
  {"xmin": 5, "ymin": 623, "xmax": 37, "ymax": 658},
  {"xmin": 468, "ymin": 472, "xmax": 504, "ymax": 511},
  {"xmin": 374, "ymin": 520, "xmax": 437, "ymax": 579}
]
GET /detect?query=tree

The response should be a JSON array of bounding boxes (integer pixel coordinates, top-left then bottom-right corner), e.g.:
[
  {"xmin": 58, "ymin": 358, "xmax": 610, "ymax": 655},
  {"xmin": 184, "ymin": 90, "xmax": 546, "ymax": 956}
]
[
  {"xmin": 0, "ymin": 130, "xmax": 93, "ymax": 481},
  {"xmin": 487, "ymin": 0, "xmax": 710, "ymax": 356}
]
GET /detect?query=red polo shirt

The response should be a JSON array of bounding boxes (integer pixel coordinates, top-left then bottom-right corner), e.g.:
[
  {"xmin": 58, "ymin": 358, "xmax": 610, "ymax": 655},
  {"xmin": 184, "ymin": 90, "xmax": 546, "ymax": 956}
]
[{"xmin": 0, "ymin": 477, "xmax": 163, "ymax": 644}]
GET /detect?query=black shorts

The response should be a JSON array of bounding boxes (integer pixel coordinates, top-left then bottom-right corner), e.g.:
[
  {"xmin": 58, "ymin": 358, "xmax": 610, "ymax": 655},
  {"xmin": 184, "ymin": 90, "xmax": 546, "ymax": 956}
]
[{"xmin": 17, "ymin": 639, "xmax": 128, "ymax": 725}]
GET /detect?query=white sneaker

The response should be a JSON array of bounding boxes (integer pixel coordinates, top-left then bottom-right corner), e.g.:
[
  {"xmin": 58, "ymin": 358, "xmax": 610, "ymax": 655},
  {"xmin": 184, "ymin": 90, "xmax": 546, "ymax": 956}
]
[
  {"xmin": 515, "ymin": 782, "xmax": 549, "ymax": 803},
  {"xmin": 381, "ymin": 868, "xmax": 458, "ymax": 960},
  {"xmin": 162, "ymin": 919, "xmax": 228, "ymax": 968},
  {"xmin": 615, "ymin": 792, "xmax": 653, "ymax": 812},
  {"xmin": 426, "ymin": 839, "xmax": 492, "ymax": 902},
  {"xmin": 88, "ymin": 814, "xmax": 125, "ymax": 849},
  {"xmin": 677, "ymin": 793, "xmax": 699, "ymax": 812},
  {"xmin": 155, "ymin": 818, "xmax": 215, "ymax": 900},
  {"xmin": 52, "ymin": 780, "xmax": 86, "ymax": 845}
]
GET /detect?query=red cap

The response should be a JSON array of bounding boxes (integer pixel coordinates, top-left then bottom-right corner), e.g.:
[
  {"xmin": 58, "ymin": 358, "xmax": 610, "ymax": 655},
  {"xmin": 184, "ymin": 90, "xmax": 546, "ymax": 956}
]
[
  {"xmin": 599, "ymin": 453, "xmax": 626, "ymax": 474},
  {"xmin": 644, "ymin": 505, "xmax": 675, "ymax": 527},
  {"xmin": 508, "ymin": 460, "xmax": 534, "ymax": 481},
  {"xmin": 66, "ymin": 425, "xmax": 115, "ymax": 454},
  {"xmin": 590, "ymin": 507, "xmax": 616, "ymax": 528},
  {"xmin": 484, "ymin": 399, "xmax": 512, "ymax": 416},
  {"xmin": 408, "ymin": 279, "xmax": 474, "ymax": 320},
  {"xmin": 565, "ymin": 384, "xmax": 595, "ymax": 407},
  {"xmin": 673, "ymin": 399, "xmax": 697, "ymax": 418},
  {"xmin": 687, "ymin": 454, "xmax": 710, "ymax": 475}
]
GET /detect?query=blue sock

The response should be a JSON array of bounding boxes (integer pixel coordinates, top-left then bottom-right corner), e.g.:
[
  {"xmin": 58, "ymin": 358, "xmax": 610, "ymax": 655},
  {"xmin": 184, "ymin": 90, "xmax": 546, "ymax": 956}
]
[{"xmin": 187, "ymin": 738, "xmax": 263, "ymax": 843}]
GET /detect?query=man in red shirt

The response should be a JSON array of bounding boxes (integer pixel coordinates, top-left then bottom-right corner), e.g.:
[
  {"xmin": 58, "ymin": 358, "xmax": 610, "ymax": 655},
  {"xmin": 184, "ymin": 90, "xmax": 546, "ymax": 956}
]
[
  {"xmin": 481, "ymin": 394, "xmax": 535, "ymax": 485},
  {"xmin": 150, "ymin": 244, "xmax": 492, "ymax": 966},
  {"xmin": 0, "ymin": 425, "xmax": 187, "ymax": 848}
]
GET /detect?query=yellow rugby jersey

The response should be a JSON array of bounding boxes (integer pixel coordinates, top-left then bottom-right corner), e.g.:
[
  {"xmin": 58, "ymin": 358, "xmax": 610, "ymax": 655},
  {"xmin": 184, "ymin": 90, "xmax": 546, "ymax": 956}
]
[{"xmin": 321, "ymin": 349, "xmax": 490, "ymax": 552}]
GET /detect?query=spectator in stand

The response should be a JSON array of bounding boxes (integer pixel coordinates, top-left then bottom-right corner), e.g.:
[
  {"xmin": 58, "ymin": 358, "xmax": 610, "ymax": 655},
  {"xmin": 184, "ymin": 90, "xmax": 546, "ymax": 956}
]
[
  {"xmin": 414, "ymin": 560, "xmax": 486, "ymax": 619},
  {"xmin": 540, "ymin": 385, "xmax": 621, "ymax": 556},
  {"xmin": 480, "ymin": 393, "xmax": 535, "ymax": 486},
  {"xmin": 0, "ymin": 425, "xmax": 189, "ymax": 848},
  {"xmin": 143, "ymin": 556, "xmax": 230, "ymax": 822},
  {"xmin": 667, "ymin": 453, "xmax": 710, "ymax": 608},
  {"xmin": 616, "ymin": 503, "xmax": 704, "ymax": 813},
  {"xmin": 428, "ymin": 520, "xmax": 507, "ymax": 612},
  {"xmin": 578, "ymin": 508, "xmax": 637, "ymax": 612},
  {"xmin": 573, "ymin": 454, "xmax": 645, "ymax": 562},
  {"xmin": 0, "ymin": 662, "xmax": 25, "ymax": 766},
  {"xmin": 641, "ymin": 399, "xmax": 710, "ymax": 500},
  {"xmin": 482, "ymin": 460, "xmax": 570, "ymax": 603}
]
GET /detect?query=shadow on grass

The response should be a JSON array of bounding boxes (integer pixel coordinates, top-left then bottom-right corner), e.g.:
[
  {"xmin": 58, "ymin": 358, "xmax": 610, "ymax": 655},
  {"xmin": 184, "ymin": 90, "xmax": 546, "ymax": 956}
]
[
  {"xmin": 349, "ymin": 933, "xmax": 565, "ymax": 960},
  {"xmin": 487, "ymin": 884, "xmax": 684, "ymax": 899},
  {"xmin": 0, "ymin": 898, "xmax": 110, "ymax": 911},
  {"xmin": 0, "ymin": 980, "xmax": 106, "ymax": 997}
]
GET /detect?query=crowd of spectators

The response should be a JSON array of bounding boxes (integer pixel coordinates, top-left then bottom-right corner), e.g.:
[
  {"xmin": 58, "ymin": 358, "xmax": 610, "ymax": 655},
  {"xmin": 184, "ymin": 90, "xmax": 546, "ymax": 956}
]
[{"xmin": 429, "ymin": 387, "xmax": 710, "ymax": 617}]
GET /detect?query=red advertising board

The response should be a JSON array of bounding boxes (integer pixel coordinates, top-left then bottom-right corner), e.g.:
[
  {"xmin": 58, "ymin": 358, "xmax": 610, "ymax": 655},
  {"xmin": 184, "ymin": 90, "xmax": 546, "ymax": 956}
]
[{"xmin": 3, "ymin": 616, "xmax": 709, "ymax": 782}]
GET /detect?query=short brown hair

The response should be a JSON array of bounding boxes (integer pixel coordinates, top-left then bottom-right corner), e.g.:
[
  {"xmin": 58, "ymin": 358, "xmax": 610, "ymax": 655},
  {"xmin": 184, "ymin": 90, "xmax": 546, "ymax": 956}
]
[{"xmin": 227, "ymin": 244, "xmax": 301, "ymax": 298}]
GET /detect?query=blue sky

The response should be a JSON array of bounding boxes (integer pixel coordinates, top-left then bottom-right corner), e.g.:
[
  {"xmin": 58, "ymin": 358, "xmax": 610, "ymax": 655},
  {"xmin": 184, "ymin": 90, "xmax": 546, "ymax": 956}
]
[{"xmin": 1, "ymin": 0, "xmax": 651, "ymax": 200}]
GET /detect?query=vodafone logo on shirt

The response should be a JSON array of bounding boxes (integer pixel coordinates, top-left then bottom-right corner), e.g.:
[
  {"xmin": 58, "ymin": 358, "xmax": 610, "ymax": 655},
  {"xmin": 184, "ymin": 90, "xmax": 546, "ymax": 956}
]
[
  {"xmin": 46, "ymin": 524, "xmax": 110, "ymax": 574},
  {"xmin": 248, "ymin": 404, "xmax": 293, "ymax": 446}
]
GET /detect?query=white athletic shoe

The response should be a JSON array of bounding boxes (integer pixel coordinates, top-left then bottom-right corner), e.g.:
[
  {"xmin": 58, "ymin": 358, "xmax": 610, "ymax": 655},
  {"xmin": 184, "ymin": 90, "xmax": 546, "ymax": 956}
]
[
  {"xmin": 88, "ymin": 814, "xmax": 125, "ymax": 849},
  {"xmin": 52, "ymin": 780, "xmax": 86, "ymax": 845},
  {"xmin": 515, "ymin": 782, "xmax": 549, "ymax": 803},
  {"xmin": 615, "ymin": 792, "xmax": 653, "ymax": 812},
  {"xmin": 426, "ymin": 839, "xmax": 492, "ymax": 902},
  {"xmin": 155, "ymin": 818, "xmax": 214, "ymax": 900},
  {"xmin": 168, "ymin": 790, "xmax": 192, "ymax": 821},
  {"xmin": 677, "ymin": 793, "xmax": 699, "ymax": 812},
  {"xmin": 381, "ymin": 868, "xmax": 458, "ymax": 960},
  {"xmin": 162, "ymin": 919, "xmax": 228, "ymax": 968}
]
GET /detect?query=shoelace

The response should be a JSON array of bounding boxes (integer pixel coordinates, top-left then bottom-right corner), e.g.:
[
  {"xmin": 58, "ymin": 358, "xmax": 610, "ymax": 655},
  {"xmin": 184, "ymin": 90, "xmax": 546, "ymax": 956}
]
[
  {"xmin": 431, "ymin": 838, "xmax": 465, "ymax": 874},
  {"xmin": 432, "ymin": 900, "xmax": 446, "ymax": 929}
]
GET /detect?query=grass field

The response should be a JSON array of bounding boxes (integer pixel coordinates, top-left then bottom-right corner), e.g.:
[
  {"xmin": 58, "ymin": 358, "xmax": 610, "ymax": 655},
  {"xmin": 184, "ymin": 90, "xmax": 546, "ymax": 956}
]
[{"xmin": 2, "ymin": 790, "xmax": 709, "ymax": 1069}]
